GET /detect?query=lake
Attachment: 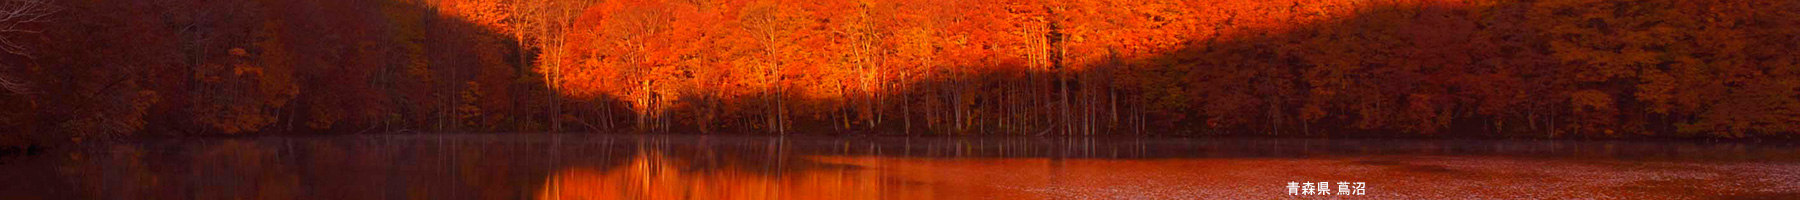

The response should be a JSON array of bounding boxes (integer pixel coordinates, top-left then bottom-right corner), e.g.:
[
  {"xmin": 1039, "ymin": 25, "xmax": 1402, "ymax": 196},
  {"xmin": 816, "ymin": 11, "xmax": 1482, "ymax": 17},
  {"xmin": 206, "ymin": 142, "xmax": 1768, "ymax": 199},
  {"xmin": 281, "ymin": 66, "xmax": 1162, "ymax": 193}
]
[{"xmin": 5, "ymin": 134, "xmax": 1800, "ymax": 199}]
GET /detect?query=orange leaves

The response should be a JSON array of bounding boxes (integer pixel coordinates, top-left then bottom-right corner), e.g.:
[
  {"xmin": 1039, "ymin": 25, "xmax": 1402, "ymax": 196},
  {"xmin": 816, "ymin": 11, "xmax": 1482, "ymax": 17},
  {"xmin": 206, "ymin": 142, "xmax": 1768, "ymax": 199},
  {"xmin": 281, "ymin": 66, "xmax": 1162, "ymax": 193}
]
[
  {"xmin": 1568, "ymin": 90, "xmax": 1614, "ymax": 114},
  {"xmin": 191, "ymin": 40, "xmax": 297, "ymax": 134},
  {"xmin": 15, "ymin": 0, "xmax": 1800, "ymax": 137},
  {"xmin": 1564, "ymin": 89, "xmax": 1622, "ymax": 135},
  {"xmin": 459, "ymin": 81, "xmax": 486, "ymax": 129},
  {"xmin": 432, "ymin": 0, "xmax": 511, "ymax": 32},
  {"xmin": 1397, "ymin": 93, "xmax": 1451, "ymax": 134}
]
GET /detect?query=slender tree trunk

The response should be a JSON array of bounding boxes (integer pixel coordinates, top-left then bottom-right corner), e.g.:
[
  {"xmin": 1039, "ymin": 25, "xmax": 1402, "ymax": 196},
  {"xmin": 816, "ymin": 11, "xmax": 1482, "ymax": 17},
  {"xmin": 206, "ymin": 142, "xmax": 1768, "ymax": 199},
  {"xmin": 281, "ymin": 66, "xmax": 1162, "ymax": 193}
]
[{"xmin": 904, "ymin": 86, "xmax": 912, "ymax": 135}]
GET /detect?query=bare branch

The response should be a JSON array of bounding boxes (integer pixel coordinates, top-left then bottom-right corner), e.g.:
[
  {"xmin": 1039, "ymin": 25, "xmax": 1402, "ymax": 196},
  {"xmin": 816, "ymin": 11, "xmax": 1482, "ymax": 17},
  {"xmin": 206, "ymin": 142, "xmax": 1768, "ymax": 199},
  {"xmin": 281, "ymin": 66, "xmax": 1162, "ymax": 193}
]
[
  {"xmin": 0, "ymin": 0, "xmax": 55, "ymax": 94},
  {"xmin": 0, "ymin": 73, "xmax": 28, "ymax": 94},
  {"xmin": 0, "ymin": 0, "xmax": 59, "ymax": 58}
]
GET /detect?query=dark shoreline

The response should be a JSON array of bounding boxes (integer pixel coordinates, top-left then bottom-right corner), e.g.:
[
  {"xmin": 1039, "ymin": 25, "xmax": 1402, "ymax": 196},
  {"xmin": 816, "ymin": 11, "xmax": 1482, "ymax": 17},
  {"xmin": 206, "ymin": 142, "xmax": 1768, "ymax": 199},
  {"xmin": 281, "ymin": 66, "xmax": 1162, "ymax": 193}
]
[
  {"xmin": 110, "ymin": 130, "xmax": 1800, "ymax": 145},
  {"xmin": 60, "ymin": 132, "xmax": 1796, "ymax": 161}
]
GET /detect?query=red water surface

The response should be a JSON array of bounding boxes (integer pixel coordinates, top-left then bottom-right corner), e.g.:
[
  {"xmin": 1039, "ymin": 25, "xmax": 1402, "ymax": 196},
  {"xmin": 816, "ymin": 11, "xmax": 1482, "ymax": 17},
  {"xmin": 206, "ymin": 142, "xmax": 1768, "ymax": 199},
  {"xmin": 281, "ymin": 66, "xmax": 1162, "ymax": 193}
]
[{"xmin": 6, "ymin": 134, "xmax": 1799, "ymax": 199}]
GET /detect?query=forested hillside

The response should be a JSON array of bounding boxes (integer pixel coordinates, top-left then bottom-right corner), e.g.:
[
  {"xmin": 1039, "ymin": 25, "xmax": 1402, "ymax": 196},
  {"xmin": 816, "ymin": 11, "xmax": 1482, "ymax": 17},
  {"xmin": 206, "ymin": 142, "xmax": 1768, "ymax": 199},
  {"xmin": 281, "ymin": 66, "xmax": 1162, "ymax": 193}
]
[{"xmin": 2, "ymin": 0, "xmax": 1796, "ymax": 143}]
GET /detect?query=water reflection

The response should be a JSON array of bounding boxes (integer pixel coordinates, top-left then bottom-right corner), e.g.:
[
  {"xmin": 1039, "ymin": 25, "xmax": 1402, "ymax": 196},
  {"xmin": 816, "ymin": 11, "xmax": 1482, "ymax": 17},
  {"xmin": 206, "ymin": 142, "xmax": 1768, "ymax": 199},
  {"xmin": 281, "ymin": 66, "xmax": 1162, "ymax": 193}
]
[
  {"xmin": 539, "ymin": 150, "xmax": 902, "ymax": 199},
  {"xmin": 28, "ymin": 134, "xmax": 1800, "ymax": 199}
]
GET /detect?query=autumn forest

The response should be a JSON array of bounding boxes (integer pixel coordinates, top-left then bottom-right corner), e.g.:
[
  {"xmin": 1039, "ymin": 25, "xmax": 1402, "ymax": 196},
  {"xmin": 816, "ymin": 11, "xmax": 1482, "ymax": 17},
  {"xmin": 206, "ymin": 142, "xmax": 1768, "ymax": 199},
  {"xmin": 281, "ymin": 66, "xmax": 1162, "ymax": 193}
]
[{"xmin": 2, "ymin": 0, "xmax": 1798, "ymax": 145}]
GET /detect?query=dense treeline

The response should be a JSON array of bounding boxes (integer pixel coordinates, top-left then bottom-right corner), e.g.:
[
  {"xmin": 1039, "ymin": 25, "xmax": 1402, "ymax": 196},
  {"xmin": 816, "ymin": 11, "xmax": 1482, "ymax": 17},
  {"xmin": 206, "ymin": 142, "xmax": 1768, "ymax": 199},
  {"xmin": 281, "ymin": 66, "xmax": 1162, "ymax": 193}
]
[{"xmin": 1, "ymin": 0, "xmax": 1797, "ymax": 144}]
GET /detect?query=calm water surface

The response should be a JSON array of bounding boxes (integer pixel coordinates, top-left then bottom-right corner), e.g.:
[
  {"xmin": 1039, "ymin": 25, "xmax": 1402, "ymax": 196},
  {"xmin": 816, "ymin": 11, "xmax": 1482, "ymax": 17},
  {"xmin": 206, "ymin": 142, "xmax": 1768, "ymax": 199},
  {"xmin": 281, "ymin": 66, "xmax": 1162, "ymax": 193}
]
[{"xmin": 7, "ymin": 134, "xmax": 1800, "ymax": 199}]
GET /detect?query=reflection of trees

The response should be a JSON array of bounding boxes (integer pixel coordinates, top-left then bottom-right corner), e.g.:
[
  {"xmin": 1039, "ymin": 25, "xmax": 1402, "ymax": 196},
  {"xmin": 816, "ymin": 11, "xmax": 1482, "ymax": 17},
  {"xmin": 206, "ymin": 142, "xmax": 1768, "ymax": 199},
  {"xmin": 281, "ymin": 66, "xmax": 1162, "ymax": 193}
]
[
  {"xmin": 45, "ymin": 136, "xmax": 1800, "ymax": 199},
  {"xmin": 61, "ymin": 141, "xmax": 301, "ymax": 199},
  {"xmin": 60, "ymin": 137, "xmax": 570, "ymax": 199},
  {"xmin": 539, "ymin": 150, "xmax": 904, "ymax": 200},
  {"xmin": 55, "ymin": 135, "xmax": 921, "ymax": 199}
]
